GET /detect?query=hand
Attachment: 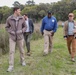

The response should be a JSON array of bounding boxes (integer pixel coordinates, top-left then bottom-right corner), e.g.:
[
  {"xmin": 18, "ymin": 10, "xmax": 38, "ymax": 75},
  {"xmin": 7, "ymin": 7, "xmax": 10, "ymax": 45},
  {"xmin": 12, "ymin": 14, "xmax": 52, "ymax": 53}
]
[
  {"xmin": 73, "ymin": 29, "xmax": 76, "ymax": 34},
  {"xmin": 64, "ymin": 37, "xmax": 67, "ymax": 40},
  {"xmin": 10, "ymin": 31, "xmax": 15, "ymax": 35},
  {"xmin": 42, "ymin": 32, "xmax": 44, "ymax": 35},
  {"xmin": 51, "ymin": 31, "xmax": 54, "ymax": 36},
  {"xmin": 16, "ymin": 30, "xmax": 22, "ymax": 34}
]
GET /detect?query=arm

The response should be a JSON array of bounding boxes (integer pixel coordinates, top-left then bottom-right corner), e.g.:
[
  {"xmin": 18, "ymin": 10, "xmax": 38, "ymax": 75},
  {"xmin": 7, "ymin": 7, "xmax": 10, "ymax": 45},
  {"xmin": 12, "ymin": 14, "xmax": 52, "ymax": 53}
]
[
  {"xmin": 51, "ymin": 19, "xmax": 58, "ymax": 36},
  {"xmin": 30, "ymin": 19, "xmax": 34, "ymax": 33},
  {"xmin": 63, "ymin": 22, "xmax": 68, "ymax": 39},
  {"xmin": 5, "ymin": 19, "xmax": 11, "ymax": 33},
  {"xmin": 41, "ymin": 19, "xmax": 45, "ymax": 35},
  {"xmin": 5, "ymin": 18, "xmax": 15, "ymax": 35},
  {"xmin": 53, "ymin": 19, "xmax": 58, "ymax": 33},
  {"xmin": 22, "ymin": 19, "xmax": 27, "ymax": 33}
]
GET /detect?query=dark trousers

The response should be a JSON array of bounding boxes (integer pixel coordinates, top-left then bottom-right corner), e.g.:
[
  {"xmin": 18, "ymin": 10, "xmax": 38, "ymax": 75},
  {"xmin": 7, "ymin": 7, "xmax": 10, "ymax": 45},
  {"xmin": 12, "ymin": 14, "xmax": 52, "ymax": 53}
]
[{"xmin": 23, "ymin": 32, "xmax": 31, "ymax": 53}]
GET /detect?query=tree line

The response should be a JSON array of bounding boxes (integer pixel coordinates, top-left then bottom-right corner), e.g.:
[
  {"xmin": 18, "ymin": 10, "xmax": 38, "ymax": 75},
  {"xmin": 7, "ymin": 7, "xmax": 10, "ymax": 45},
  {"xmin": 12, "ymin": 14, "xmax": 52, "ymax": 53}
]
[{"xmin": 0, "ymin": 0, "xmax": 76, "ymax": 23}]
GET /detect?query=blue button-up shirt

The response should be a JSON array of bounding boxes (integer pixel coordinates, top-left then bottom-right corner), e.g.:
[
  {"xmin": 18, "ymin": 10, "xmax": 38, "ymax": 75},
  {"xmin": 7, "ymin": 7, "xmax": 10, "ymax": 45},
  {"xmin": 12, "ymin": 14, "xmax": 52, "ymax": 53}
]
[{"xmin": 41, "ymin": 16, "xmax": 57, "ymax": 33}]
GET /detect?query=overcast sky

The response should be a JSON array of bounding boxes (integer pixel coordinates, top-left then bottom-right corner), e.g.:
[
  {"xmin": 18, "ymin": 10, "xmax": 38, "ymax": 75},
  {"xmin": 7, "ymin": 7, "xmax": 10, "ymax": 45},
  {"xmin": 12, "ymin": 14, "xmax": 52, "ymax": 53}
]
[{"xmin": 0, "ymin": 0, "xmax": 61, "ymax": 7}]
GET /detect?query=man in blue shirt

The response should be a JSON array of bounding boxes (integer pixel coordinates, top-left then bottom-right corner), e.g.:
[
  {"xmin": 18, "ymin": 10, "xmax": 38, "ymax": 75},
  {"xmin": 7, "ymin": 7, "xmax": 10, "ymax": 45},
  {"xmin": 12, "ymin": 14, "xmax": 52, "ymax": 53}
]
[{"xmin": 41, "ymin": 11, "xmax": 57, "ymax": 56}]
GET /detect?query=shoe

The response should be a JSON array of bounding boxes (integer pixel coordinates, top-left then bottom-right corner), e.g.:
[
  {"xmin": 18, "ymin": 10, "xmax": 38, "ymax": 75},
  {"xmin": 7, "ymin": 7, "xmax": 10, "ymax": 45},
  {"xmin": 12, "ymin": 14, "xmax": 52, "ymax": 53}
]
[
  {"xmin": 49, "ymin": 49, "xmax": 52, "ymax": 53},
  {"xmin": 27, "ymin": 52, "xmax": 31, "ymax": 56},
  {"xmin": 43, "ymin": 52, "xmax": 48, "ymax": 56},
  {"xmin": 49, "ymin": 51, "xmax": 52, "ymax": 53},
  {"xmin": 7, "ymin": 66, "xmax": 13, "ymax": 72},
  {"xmin": 71, "ymin": 58, "xmax": 75, "ymax": 62},
  {"xmin": 22, "ymin": 62, "xmax": 26, "ymax": 66}
]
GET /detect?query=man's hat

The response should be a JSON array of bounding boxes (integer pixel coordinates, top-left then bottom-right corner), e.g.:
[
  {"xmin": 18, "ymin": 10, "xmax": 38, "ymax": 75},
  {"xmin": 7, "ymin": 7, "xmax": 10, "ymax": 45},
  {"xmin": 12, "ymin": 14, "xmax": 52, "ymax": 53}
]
[{"xmin": 48, "ymin": 11, "xmax": 52, "ymax": 14}]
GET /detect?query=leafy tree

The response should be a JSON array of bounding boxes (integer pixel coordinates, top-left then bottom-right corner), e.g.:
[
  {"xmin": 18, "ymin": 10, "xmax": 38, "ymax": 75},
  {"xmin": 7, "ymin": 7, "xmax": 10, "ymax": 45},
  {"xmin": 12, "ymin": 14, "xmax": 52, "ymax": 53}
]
[
  {"xmin": 13, "ymin": 1, "xmax": 24, "ymax": 10},
  {"xmin": 73, "ymin": 10, "xmax": 76, "ymax": 19},
  {"xmin": 50, "ymin": 0, "xmax": 76, "ymax": 21},
  {"xmin": 38, "ymin": 10, "xmax": 46, "ymax": 18},
  {"xmin": 13, "ymin": 1, "xmax": 20, "ymax": 7},
  {"xmin": 0, "ymin": 0, "xmax": 76, "ymax": 23},
  {"xmin": 0, "ymin": 6, "xmax": 12, "ymax": 23},
  {"xmin": 26, "ymin": 0, "xmax": 35, "ymax": 5}
]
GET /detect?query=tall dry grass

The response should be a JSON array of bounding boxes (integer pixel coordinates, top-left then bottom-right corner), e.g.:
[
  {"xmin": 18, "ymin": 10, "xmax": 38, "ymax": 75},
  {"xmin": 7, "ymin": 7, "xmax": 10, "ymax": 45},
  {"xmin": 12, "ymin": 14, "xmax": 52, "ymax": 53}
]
[
  {"xmin": 0, "ymin": 22, "xmax": 42, "ymax": 55},
  {"xmin": 32, "ymin": 22, "xmax": 42, "ymax": 40}
]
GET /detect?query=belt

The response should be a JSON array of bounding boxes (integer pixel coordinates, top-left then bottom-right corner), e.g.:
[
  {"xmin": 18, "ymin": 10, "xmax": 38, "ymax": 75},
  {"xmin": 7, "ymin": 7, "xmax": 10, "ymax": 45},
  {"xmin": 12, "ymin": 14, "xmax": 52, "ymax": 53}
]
[
  {"xmin": 68, "ymin": 35, "xmax": 74, "ymax": 37},
  {"xmin": 45, "ymin": 29, "xmax": 52, "ymax": 31}
]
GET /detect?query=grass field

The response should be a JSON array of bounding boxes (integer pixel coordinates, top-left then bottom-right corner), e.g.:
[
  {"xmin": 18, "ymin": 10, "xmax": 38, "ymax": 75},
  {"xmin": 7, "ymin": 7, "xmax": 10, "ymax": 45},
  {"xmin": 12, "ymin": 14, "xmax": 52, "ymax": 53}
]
[{"xmin": 0, "ymin": 27, "xmax": 76, "ymax": 75}]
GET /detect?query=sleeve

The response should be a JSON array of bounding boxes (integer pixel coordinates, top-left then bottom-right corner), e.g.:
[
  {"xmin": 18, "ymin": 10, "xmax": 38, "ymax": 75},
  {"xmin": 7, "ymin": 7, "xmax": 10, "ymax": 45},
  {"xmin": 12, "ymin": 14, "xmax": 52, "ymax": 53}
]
[
  {"xmin": 63, "ymin": 21, "xmax": 68, "ymax": 38},
  {"xmin": 22, "ymin": 19, "xmax": 27, "ymax": 33},
  {"xmin": 5, "ymin": 18, "xmax": 11, "ymax": 33},
  {"xmin": 30, "ymin": 19, "xmax": 34, "ymax": 33},
  {"xmin": 41, "ymin": 19, "xmax": 45, "ymax": 33},
  {"xmin": 53, "ymin": 19, "xmax": 58, "ymax": 33}
]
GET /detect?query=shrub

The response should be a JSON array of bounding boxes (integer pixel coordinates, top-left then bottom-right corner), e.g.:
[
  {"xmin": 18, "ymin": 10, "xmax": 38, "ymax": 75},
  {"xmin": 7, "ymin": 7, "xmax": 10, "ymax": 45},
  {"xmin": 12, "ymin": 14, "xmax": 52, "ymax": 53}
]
[
  {"xmin": 0, "ymin": 28, "xmax": 9, "ymax": 55},
  {"xmin": 32, "ymin": 22, "xmax": 43, "ymax": 40},
  {"xmin": 32, "ymin": 31, "xmax": 42, "ymax": 40},
  {"xmin": 0, "ymin": 22, "xmax": 42, "ymax": 55}
]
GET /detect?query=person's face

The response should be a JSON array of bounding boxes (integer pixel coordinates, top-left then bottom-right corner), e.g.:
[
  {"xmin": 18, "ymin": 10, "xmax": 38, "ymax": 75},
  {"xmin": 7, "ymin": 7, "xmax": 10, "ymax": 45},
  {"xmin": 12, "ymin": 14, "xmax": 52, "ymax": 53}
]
[
  {"xmin": 48, "ymin": 13, "xmax": 52, "ymax": 18},
  {"xmin": 24, "ymin": 15, "xmax": 28, "ymax": 20},
  {"xmin": 15, "ymin": 9, "xmax": 21, "ymax": 16},
  {"xmin": 68, "ymin": 15, "xmax": 74, "ymax": 21}
]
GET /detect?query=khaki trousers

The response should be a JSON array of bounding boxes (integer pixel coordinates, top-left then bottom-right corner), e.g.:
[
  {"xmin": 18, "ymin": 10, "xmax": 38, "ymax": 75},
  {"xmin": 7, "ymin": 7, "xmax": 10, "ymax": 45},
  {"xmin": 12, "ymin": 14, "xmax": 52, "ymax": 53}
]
[
  {"xmin": 67, "ymin": 36, "xmax": 76, "ymax": 58},
  {"xmin": 9, "ymin": 38, "xmax": 25, "ymax": 67},
  {"xmin": 44, "ymin": 30, "xmax": 53, "ymax": 54}
]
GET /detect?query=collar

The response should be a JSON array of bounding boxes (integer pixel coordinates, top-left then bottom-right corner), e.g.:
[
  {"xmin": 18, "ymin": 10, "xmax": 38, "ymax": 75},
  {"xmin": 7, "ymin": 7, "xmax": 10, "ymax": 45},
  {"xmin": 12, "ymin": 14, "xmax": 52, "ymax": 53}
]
[
  {"xmin": 25, "ymin": 18, "xmax": 29, "ymax": 21},
  {"xmin": 68, "ymin": 20, "xmax": 74, "ymax": 23},
  {"xmin": 10, "ymin": 15, "xmax": 23, "ymax": 20}
]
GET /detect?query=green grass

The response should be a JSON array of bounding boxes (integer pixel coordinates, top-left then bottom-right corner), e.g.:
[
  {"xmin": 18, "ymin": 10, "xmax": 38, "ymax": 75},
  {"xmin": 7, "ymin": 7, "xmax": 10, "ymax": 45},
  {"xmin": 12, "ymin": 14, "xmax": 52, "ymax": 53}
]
[{"xmin": 0, "ymin": 27, "xmax": 76, "ymax": 75}]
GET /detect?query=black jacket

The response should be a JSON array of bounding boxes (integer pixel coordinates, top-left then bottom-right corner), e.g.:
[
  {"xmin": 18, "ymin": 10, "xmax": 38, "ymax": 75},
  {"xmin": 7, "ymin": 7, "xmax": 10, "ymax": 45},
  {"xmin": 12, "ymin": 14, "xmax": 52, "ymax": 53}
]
[{"xmin": 28, "ymin": 19, "xmax": 34, "ymax": 33}]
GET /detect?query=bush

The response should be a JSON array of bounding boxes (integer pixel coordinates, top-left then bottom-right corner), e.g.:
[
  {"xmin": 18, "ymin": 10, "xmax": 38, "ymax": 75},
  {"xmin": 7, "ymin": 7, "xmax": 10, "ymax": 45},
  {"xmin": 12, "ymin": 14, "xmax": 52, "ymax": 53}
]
[
  {"xmin": 32, "ymin": 31, "xmax": 42, "ymax": 40},
  {"xmin": 32, "ymin": 22, "xmax": 43, "ymax": 40},
  {"xmin": 0, "ymin": 28, "xmax": 9, "ymax": 55},
  {"xmin": 0, "ymin": 22, "xmax": 42, "ymax": 55}
]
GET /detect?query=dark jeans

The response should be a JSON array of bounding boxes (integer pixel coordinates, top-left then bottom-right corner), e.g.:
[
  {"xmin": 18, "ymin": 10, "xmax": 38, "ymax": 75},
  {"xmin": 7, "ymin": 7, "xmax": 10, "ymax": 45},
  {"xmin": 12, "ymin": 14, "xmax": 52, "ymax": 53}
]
[{"xmin": 23, "ymin": 32, "xmax": 32, "ymax": 53}]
